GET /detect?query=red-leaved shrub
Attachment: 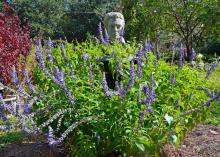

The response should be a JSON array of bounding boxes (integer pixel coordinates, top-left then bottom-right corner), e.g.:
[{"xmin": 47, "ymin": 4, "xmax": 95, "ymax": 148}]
[{"xmin": 0, "ymin": 2, "xmax": 31, "ymax": 84}]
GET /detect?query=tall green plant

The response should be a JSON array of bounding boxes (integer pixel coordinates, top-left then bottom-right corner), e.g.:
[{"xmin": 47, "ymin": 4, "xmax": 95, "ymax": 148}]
[{"xmin": 31, "ymin": 40, "xmax": 213, "ymax": 156}]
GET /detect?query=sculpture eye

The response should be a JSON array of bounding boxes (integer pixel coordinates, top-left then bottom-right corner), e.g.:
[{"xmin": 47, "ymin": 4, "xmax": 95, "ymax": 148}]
[{"xmin": 117, "ymin": 26, "xmax": 120, "ymax": 29}]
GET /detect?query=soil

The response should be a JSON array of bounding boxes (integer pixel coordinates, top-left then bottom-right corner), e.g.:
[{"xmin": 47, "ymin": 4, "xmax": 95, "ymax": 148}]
[
  {"xmin": 0, "ymin": 134, "xmax": 65, "ymax": 157},
  {"xmin": 163, "ymin": 124, "xmax": 220, "ymax": 157},
  {"xmin": 0, "ymin": 124, "xmax": 220, "ymax": 157}
]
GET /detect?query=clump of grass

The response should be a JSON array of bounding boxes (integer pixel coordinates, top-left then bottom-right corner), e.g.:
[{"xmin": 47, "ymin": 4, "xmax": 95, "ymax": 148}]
[
  {"xmin": 0, "ymin": 131, "xmax": 30, "ymax": 148},
  {"xmin": 205, "ymin": 101, "xmax": 220, "ymax": 125},
  {"xmin": 205, "ymin": 66, "xmax": 220, "ymax": 125},
  {"xmin": 0, "ymin": 116, "xmax": 30, "ymax": 148},
  {"xmin": 207, "ymin": 66, "xmax": 220, "ymax": 91}
]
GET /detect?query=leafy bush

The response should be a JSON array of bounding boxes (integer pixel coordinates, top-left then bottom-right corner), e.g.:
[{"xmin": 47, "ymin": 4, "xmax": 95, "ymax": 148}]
[
  {"xmin": 30, "ymin": 40, "xmax": 215, "ymax": 156},
  {"xmin": 0, "ymin": 3, "xmax": 31, "ymax": 84}
]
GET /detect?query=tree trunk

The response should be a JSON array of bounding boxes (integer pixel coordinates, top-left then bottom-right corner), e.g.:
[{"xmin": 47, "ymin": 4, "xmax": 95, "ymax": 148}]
[{"xmin": 184, "ymin": 36, "xmax": 193, "ymax": 61}]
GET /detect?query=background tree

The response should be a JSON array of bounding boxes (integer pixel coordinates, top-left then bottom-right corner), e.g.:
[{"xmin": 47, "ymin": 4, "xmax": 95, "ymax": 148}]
[
  {"xmin": 14, "ymin": 0, "xmax": 120, "ymax": 41},
  {"xmin": 122, "ymin": 0, "xmax": 220, "ymax": 56},
  {"xmin": 14, "ymin": 0, "xmax": 66, "ymax": 38},
  {"xmin": 162, "ymin": 0, "xmax": 220, "ymax": 58},
  {"xmin": 122, "ymin": 0, "xmax": 165, "ymax": 42}
]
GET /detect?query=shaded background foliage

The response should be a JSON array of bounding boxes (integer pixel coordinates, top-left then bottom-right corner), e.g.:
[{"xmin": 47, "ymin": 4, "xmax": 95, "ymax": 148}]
[
  {"xmin": 14, "ymin": 0, "xmax": 120, "ymax": 41},
  {"xmin": 14, "ymin": 0, "xmax": 66, "ymax": 39},
  {"xmin": 11, "ymin": 0, "xmax": 220, "ymax": 55},
  {"xmin": 122, "ymin": 0, "xmax": 220, "ymax": 56}
]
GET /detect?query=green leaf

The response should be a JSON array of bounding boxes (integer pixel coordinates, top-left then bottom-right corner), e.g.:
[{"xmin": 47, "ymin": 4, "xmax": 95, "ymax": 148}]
[{"xmin": 135, "ymin": 142, "xmax": 145, "ymax": 152}]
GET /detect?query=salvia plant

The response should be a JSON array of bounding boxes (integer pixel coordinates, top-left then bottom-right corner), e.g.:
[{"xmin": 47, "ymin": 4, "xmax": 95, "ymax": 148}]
[{"xmin": 0, "ymin": 37, "xmax": 219, "ymax": 157}]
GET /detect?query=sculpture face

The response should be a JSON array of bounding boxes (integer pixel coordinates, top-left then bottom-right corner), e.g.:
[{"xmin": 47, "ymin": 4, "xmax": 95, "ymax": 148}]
[{"xmin": 107, "ymin": 18, "xmax": 124, "ymax": 40}]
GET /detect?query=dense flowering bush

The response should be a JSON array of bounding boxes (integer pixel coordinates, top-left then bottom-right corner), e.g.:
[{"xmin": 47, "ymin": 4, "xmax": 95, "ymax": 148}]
[
  {"xmin": 29, "ymin": 40, "xmax": 219, "ymax": 156},
  {"xmin": 1, "ymin": 37, "xmax": 219, "ymax": 156},
  {"xmin": 0, "ymin": 3, "xmax": 31, "ymax": 84}
]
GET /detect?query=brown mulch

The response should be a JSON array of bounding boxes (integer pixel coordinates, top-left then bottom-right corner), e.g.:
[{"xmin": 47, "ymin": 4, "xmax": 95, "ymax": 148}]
[
  {"xmin": 163, "ymin": 124, "xmax": 220, "ymax": 157},
  {"xmin": 0, "ymin": 134, "xmax": 65, "ymax": 157}
]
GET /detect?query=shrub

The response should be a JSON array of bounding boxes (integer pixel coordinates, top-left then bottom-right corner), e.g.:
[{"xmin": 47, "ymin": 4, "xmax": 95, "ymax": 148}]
[
  {"xmin": 30, "ymin": 40, "xmax": 215, "ymax": 156},
  {"xmin": 0, "ymin": 3, "xmax": 31, "ymax": 84}
]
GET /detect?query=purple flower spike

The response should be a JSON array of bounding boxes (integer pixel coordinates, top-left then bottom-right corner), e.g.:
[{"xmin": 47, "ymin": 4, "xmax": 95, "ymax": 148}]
[
  {"xmin": 102, "ymin": 72, "xmax": 111, "ymax": 97},
  {"xmin": 48, "ymin": 53, "xmax": 54, "ymax": 63},
  {"xmin": 48, "ymin": 126, "xmax": 56, "ymax": 146},
  {"xmin": 138, "ymin": 82, "xmax": 156, "ymax": 128},
  {"xmin": 148, "ymin": 107, "xmax": 154, "ymax": 113},
  {"xmin": 170, "ymin": 74, "xmax": 176, "ymax": 85},
  {"xmin": 119, "ymin": 82, "xmax": 125, "ymax": 97},
  {"xmin": 205, "ymin": 63, "xmax": 218, "ymax": 79},
  {"xmin": 138, "ymin": 111, "xmax": 145, "ymax": 126},
  {"xmin": 12, "ymin": 67, "xmax": 26, "ymax": 96},
  {"xmin": 144, "ymin": 85, "xmax": 150, "ymax": 97},
  {"xmin": 82, "ymin": 54, "xmax": 89, "ymax": 60},
  {"xmin": 150, "ymin": 74, "xmax": 156, "ymax": 87},
  {"xmin": 178, "ymin": 44, "xmax": 184, "ymax": 67},
  {"xmin": 24, "ymin": 103, "xmax": 31, "ymax": 114},
  {"xmin": 154, "ymin": 58, "xmax": 158, "ymax": 67},
  {"xmin": 54, "ymin": 67, "xmax": 65, "ymax": 86},
  {"xmin": 66, "ymin": 90, "xmax": 75, "ymax": 106},
  {"xmin": 82, "ymin": 53, "xmax": 90, "ymax": 67},
  {"xmin": 136, "ymin": 50, "xmax": 143, "ymax": 78},
  {"xmin": 47, "ymin": 37, "xmax": 54, "ymax": 62},
  {"xmin": 35, "ymin": 46, "xmax": 45, "ymax": 69},
  {"xmin": 89, "ymin": 62, "xmax": 93, "ymax": 80},
  {"xmin": 126, "ymin": 61, "xmax": 135, "ymax": 91},
  {"xmin": 0, "ymin": 94, "xmax": 3, "ymax": 101},
  {"xmin": 144, "ymin": 85, "xmax": 155, "ymax": 104},
  {"xmin": 98, "ymin": 23, "xmax": 105, "ymax": 43},
  {"xmin": 24, "ymin": 70, "xmax": 36, "ymax": 93},
  {"xmin": 98, "ymin": 23, "xmax": 108, "ymax": 45},
  {"xmin": 11, "ymin": 66, "xmax": 20, "ymax": 86},
  {"xmin": 69, "ymin": 66, "xmax": 75, "ymax": 77},
  {"xmin": 48, "ymin": 37, "xmax": 54, "ymax": 47},
  {"xmin": 15, "ymin": 98, "xmax": 20, "ymax": 116},
  {"xmin": 59, "ymin": 70, "xmax": 65, "ymax": 85},
  {"xmin": 149, "ymin": 89, "xmax": 156, "ymax": 104},
  {"xmin": 189, "ymin": 48, "xmax": 196, "ymax": 64},
  {"xmin": 0, "ymin": 94, "xmax": 11, "ymax": 129},
  {"xmin": 61, "ymin": 43, "xmax": 69, "ymax": 62},
  {"xmin": 142, "ymin": 41, "xmax": 153, "ymax": 53}
]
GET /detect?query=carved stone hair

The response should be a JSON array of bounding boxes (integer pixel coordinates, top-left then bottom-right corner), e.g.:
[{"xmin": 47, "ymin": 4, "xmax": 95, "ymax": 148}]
[{"xmin": 103, "ymin": 12, "xmax": 125, "ymax": 28}]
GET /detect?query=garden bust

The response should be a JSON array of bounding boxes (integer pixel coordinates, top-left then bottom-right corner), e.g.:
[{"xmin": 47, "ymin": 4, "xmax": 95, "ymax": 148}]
[{"xmin": 104, "ymin": 12, "xmax": 125, "ymax": 43}]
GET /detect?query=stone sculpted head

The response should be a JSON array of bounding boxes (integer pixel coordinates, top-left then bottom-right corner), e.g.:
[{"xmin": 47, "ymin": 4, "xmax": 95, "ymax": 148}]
[{"xmin": 104, "ymin": 12, "xmax": 125, "ymax": 43}]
